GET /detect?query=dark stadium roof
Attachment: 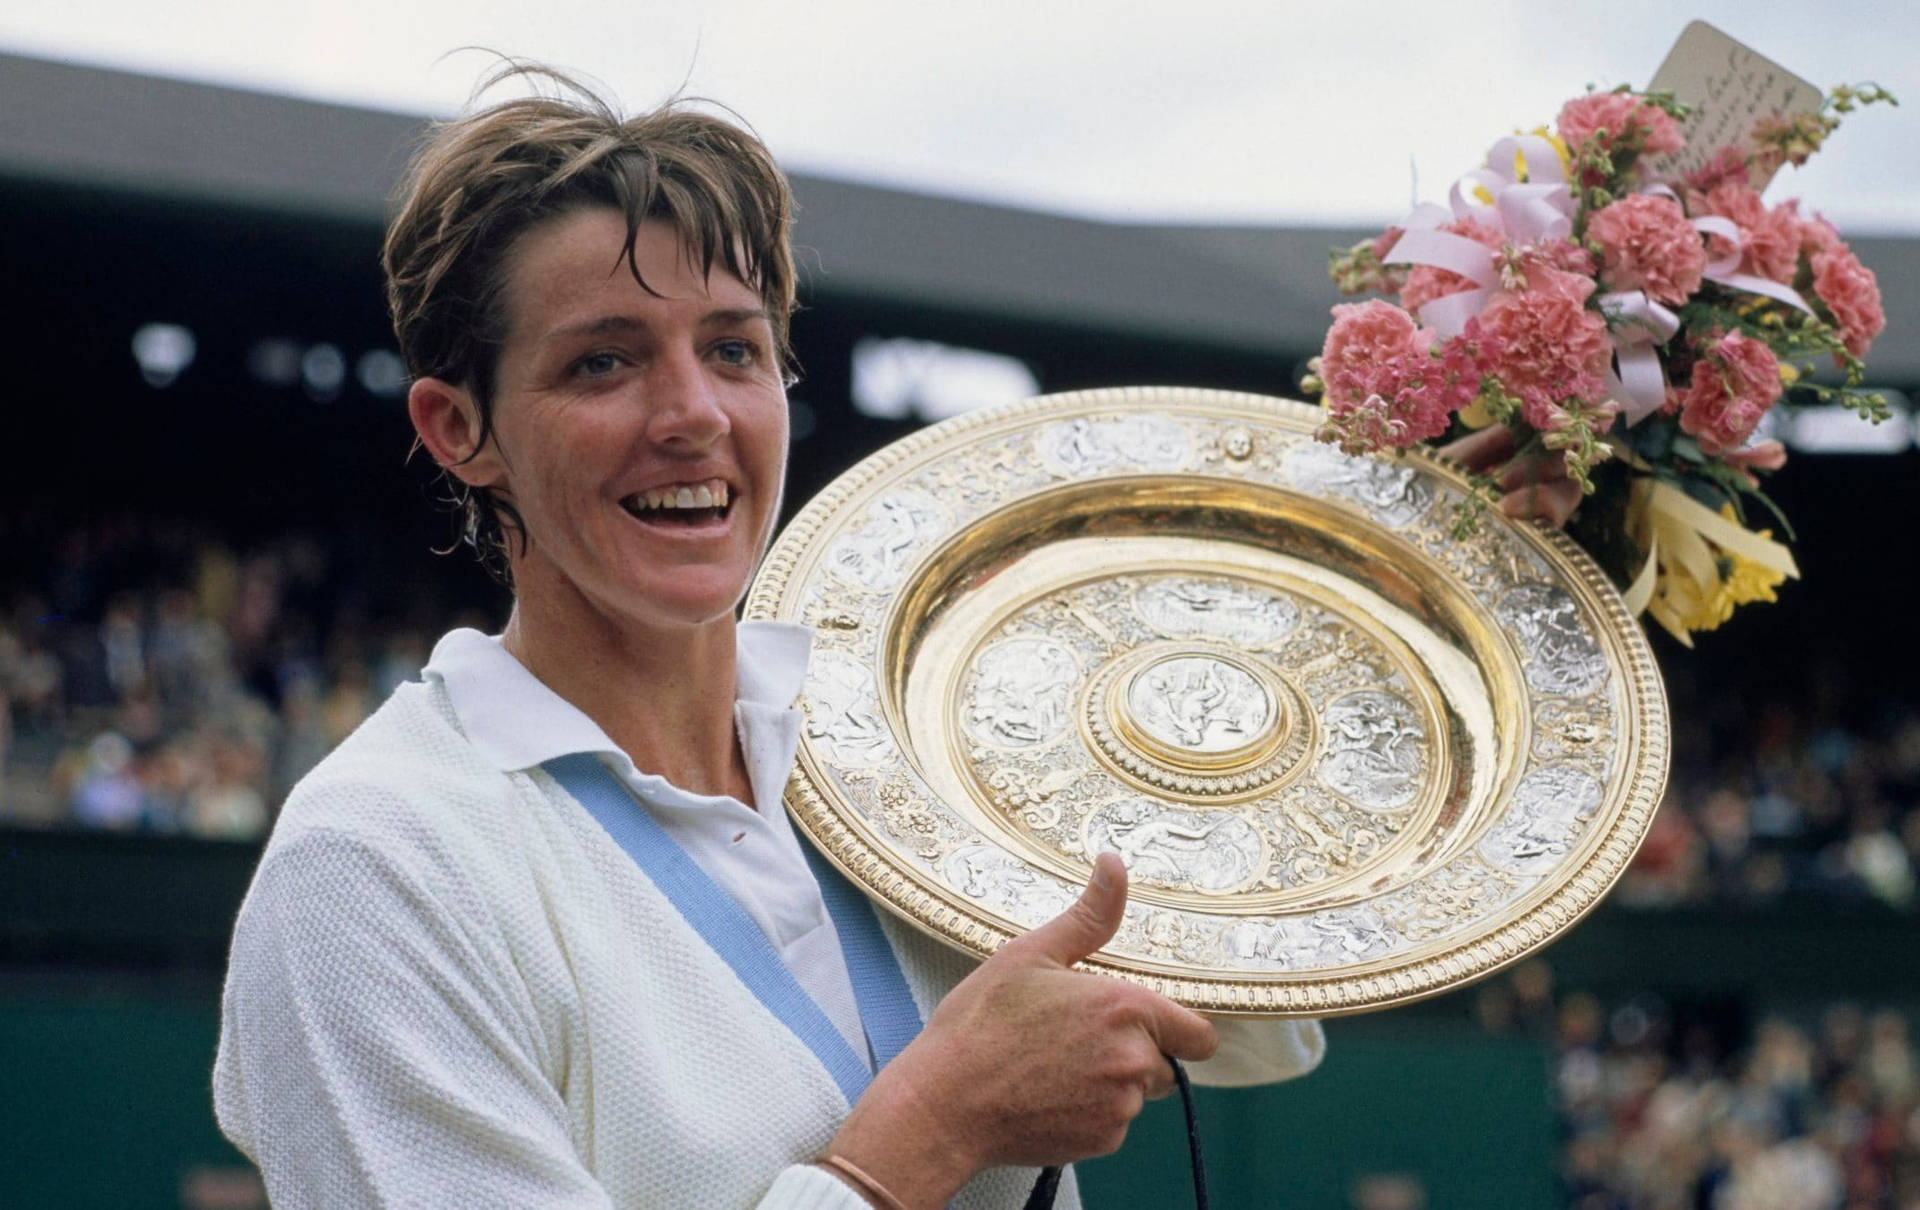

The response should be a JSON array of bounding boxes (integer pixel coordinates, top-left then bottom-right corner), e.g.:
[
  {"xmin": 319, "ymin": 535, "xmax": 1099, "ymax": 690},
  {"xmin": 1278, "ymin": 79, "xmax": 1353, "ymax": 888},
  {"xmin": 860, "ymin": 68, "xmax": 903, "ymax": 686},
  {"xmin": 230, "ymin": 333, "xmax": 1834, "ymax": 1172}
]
[{"xmin": 3, "ymin": 49, "xmax": 1915, "ymax": 377}]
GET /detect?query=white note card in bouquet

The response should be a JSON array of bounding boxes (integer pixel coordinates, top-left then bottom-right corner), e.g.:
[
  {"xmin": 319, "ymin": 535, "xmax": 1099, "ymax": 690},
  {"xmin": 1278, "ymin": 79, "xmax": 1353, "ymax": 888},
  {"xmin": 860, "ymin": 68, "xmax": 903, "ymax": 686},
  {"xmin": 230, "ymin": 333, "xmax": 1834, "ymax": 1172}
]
[{"xmin": 1643, "ymin": 20, "xmax": 1822, "ymax": 189}]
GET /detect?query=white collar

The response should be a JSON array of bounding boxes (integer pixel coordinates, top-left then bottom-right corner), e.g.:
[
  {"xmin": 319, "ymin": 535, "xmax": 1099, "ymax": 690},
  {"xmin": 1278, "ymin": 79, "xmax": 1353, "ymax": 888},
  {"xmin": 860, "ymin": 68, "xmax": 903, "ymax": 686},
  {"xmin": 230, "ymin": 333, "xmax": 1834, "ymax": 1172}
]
[{"xmin": 424, "ymin": 621, "xmax": 813, "ymax": 777}]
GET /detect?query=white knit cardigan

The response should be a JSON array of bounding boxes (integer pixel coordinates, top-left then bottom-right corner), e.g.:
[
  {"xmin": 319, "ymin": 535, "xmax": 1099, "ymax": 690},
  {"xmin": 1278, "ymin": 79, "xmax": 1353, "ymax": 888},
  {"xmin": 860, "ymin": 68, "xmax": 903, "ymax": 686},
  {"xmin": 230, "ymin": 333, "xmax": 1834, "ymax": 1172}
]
[{"xmin": 214, "ymin": 661, "xmax": 1322, "ymax": 1208}]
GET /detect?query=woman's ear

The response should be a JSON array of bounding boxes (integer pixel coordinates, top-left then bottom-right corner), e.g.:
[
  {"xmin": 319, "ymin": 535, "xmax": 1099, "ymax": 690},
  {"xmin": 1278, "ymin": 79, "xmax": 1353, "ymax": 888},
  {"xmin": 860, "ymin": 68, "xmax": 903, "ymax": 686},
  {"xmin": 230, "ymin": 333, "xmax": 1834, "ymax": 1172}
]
[{"xmin": 409, "ymin": 377, "xmax": 507, "ymax": 488}]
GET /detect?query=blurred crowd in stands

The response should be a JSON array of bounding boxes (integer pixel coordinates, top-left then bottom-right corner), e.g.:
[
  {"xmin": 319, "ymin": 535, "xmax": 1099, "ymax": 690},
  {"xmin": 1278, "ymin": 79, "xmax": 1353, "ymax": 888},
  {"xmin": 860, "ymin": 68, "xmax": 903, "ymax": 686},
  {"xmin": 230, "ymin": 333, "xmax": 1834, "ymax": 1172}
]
[
  {"xmin": 1617, "ymin": 658, "xmax": 1920, "ymax": 913},
  {"xmin": 0, "ymin": 517, "xmax": 495, "ymax": 840},
  {"xmin": 1474, "ymin": 963, "xmax": 1920, "ymax": 1210},
  {"xmin": 3, "ymin": 515, "xmax": 1917, "ymax": 920}
]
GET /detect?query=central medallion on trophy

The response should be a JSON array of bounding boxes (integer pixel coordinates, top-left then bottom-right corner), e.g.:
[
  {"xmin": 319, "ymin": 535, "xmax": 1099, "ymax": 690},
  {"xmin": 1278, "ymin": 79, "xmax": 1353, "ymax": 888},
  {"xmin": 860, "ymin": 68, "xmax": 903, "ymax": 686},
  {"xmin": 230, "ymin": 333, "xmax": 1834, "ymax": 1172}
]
[
  {"xmin": 1086, "ymin": 643, "xmax": 1310, "ymax": 800},
  {"xmin": 1123, "ymin": 652, "xmax": 1278, "ymax": 764}
]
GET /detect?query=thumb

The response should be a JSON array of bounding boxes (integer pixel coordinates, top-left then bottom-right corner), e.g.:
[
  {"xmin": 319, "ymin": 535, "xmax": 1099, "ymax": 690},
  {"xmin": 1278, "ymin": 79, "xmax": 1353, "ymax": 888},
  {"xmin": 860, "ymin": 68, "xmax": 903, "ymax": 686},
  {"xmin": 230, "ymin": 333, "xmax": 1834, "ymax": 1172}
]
[{"xmin": 1012, "ymin": 852, "xmax": 1129, "ymax": 968}]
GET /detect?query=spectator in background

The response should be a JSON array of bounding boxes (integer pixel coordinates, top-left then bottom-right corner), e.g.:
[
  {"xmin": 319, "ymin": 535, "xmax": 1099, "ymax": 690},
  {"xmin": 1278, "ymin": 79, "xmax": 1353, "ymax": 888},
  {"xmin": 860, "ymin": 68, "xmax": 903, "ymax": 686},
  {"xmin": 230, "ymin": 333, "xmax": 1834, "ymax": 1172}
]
[
  {"xmin": 185, "ymin": 724, "xmax": 270, "ymax": 840},
  {"xmin": 0, "ymin": 519, "xmax": 454, "ymax": 838},
  {"xmin": 1480, "ymin": 954, "xmax": 1920, "ymax": 1208},
  {"xmin": 149, "ymin": 587, "xmax": 230, "ymax": 718},
  {"xmin": 272, "ymin": 675, "xmax": 332, "ymax": 804},
  {"xmin": 318, "ymin": 660, "xmax": 374, "ymax": 748},
  {"xmin": 70, "ymin": 731, "xmax": 142, "ymax": 829}
]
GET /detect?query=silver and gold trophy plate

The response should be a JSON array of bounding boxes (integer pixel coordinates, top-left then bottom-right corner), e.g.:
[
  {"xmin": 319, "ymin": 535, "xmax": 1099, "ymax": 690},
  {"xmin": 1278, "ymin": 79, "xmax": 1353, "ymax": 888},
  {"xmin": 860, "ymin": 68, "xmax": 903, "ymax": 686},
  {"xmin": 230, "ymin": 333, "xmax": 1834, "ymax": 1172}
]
[{"xmin": 747, "ymin": 388, "xmax": 1669, "ymax": 1016}]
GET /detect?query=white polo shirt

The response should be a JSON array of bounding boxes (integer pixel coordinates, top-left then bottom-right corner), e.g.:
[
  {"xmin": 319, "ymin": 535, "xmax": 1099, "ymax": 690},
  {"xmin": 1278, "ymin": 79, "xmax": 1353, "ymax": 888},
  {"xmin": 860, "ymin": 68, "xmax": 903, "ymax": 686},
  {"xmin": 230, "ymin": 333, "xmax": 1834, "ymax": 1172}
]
[{"xmin": 423, "ymin": 622, "xmax": 870, "ymax": 1063}]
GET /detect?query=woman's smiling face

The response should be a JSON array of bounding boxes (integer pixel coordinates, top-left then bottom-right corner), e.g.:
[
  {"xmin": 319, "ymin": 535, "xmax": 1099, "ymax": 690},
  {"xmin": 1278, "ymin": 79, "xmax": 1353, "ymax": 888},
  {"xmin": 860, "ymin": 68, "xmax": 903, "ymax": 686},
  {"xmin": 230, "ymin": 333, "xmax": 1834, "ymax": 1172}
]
[{"xmin": 469, "ymin": 207, "xmax": 790, "ymax": 636}]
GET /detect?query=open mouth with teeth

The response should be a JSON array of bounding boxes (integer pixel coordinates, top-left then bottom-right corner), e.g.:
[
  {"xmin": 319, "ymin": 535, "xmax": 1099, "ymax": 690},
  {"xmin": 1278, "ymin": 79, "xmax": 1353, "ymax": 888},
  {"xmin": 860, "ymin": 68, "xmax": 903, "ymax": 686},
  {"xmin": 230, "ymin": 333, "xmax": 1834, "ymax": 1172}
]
[{"xmin": 621, "ymin": 478, "xmax": 733, "ymax": 526}]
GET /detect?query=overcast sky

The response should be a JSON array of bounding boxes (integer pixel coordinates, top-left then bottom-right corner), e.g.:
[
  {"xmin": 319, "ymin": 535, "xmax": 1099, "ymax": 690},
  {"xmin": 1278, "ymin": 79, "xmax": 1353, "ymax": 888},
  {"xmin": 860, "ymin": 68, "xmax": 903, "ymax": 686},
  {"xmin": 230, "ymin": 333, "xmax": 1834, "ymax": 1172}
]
[{"xmin": 3, "ymin": 1, "xmax": 1915, "ymax": 233}]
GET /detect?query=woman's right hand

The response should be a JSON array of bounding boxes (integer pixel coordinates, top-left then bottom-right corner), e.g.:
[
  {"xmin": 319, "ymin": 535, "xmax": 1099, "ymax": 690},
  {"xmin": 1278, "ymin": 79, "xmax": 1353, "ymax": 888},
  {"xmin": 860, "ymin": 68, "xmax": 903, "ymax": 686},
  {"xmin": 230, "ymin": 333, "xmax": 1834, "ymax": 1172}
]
[
  {"xmin": 1439, "ymin": 424, "xmax": 1584, "ymax": 529},
  {"xmin": 821, "ymin": 853, "xmax": 1216, "ymax": 1208}
]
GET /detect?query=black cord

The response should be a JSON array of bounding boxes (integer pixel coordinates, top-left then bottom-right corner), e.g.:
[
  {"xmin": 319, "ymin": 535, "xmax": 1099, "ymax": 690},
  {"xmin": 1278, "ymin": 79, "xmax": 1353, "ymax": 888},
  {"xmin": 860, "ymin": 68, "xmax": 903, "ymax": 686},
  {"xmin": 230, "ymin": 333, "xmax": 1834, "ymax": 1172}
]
[
  {"xmin": 1172, "ymin": 1057, "xmax": 1210, "ymax": 1209},
  {"xmin": 1023, "ymin": 1057, "xmax": 1208, "ymax": 1210},
  {"xmin": 1023, "ymin": 1163, "xmax": 1062, "ymax": 1209}
]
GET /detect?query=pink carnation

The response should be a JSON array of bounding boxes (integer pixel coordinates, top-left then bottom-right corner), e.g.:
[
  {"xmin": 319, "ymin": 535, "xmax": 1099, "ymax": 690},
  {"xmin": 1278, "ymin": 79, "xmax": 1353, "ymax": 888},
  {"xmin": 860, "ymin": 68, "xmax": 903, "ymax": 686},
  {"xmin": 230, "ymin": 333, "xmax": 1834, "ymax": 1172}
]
[
  {"xmin": 1400, "ymin": 218, "xmax": 1503, "ymax": 314},
  {"xmin": 1682, "ymin": 146, "xmax": 1752, "ymax": 195},
  {"xmin": 1797, "ymin": 212, "xmax": 1844, "ymax": 259},
  {"xmin": 1316, "ymin": 300, "xmax": 1478, "ymax": 451},
  {"xmin": 1521, "ymin": 262, "xmax": 1599, "ymax": 306},
  {"xmin": 1558, "ymin": 92, "xmax": 1685, "ymax": 161},
  {"xmin": 1396, "ymin": 321, "xmax": 1504, "ymax": 441},
  {"xmin": 1692, "ymin": 183, "xmax": 1801, "ymax": 283},
  {"xmin": 1678, "ymin": 331, "xmax": 1783, "ymax": 455},
  {"xmin": 1586, "ymin": 193, "xmax": 1706, "ymax": 305},
  {"xmin": 1497, "ymin": 238, "xmax": 1596, "ymax": 282},
  {"xmin": 1320, "ymin": 300, "xmax": 1428, "ymax": 404},
  {"xmin": 1529, "ymin": 238, "xmax": 1598, "ymax": 278},
  {"xmin": 1477, "ymin": 265, "xmax": 1614, "ymax": 431},
  {"xmin": 1811, "ymin": 245, "xmax": 1886, "ymax": 358}
]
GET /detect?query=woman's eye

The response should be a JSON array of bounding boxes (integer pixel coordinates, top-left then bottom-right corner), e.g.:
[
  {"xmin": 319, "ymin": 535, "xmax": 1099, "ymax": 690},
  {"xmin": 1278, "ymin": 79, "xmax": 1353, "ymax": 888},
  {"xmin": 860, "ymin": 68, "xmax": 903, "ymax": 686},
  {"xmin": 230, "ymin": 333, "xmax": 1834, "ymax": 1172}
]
[
  {"xmin": 714, "ymin": 339, "xmax": 757, "ymax": 368},
  {"xmin": 574, "ymin": 351, "xmax": 622, "ymax": 377}
]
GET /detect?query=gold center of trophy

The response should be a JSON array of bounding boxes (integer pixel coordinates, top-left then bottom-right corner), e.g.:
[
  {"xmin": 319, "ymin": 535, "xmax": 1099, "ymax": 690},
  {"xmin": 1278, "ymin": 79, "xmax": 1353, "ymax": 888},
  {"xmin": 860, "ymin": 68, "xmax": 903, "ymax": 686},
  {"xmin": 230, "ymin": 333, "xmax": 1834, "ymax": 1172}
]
[
  {"xmin": 1117, "ymin": 652, "xmax": 1281, "ymax": 768},
  {"xmin": 1085, "ymin": 643, "xmax": 1309, "ymax": 801}
]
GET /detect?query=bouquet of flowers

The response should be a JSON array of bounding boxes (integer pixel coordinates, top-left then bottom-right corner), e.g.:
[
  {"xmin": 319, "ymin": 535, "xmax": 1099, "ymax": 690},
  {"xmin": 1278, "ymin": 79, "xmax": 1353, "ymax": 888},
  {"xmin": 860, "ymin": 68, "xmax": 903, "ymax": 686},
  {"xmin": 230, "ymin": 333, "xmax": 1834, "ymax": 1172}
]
[{"xmin": 1309, "ymin": 81, "xmax": 1894, "ymax": 645}]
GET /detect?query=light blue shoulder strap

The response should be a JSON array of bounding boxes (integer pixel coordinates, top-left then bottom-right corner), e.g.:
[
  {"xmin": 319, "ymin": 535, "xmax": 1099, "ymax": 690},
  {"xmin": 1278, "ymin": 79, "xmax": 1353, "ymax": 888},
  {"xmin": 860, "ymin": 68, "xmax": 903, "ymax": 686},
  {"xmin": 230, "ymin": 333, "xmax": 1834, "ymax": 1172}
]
[
  {"xmin": 798, "ymin": 842, "xmax": 926, "ymax": 1071},
  {"xmin": 542, "ymin": 752, "xmax": 923, "ymax": 1106}
]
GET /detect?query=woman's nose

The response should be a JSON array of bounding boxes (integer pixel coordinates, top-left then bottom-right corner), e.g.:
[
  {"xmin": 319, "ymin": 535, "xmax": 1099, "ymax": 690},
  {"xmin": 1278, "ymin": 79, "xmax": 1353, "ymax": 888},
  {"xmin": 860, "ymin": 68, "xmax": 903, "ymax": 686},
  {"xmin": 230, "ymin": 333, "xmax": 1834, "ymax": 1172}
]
[{"xmin": 645, "ymin": 347, "xmax": 729, "ymax": 447}]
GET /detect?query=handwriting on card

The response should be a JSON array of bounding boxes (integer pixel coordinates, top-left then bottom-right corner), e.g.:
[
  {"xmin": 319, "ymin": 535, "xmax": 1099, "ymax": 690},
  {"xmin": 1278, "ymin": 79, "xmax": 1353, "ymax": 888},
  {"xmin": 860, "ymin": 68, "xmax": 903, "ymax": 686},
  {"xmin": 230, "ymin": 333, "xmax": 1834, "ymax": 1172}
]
[{"xmin": 1642, "ymin": 20, "xmax": 1821, "ymax": 189}]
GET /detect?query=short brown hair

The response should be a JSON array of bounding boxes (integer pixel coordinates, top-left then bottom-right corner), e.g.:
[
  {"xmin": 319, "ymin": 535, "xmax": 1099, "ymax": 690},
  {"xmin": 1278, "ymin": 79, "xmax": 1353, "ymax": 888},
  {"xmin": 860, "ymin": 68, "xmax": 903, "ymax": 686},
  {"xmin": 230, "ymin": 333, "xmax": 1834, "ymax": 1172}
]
[{"xmin": 382, "ymin": 65, "xmax": 798, "ymax": 582}]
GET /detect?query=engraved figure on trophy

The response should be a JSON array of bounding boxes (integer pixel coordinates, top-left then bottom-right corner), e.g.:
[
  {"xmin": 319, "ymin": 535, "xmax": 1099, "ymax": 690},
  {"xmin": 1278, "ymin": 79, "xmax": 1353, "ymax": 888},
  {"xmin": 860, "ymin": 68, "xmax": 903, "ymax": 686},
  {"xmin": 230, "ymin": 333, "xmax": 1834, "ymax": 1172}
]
[
  {"xmin": 1038, "ymin": 414, "xmax": 1191, "ymax": 478},
  {"xmin": 1307, "ymin": 906, "xmax": 1398, "ymax": 964},
  {"xmin": 964, "ymin": 637, "xmax": 1081, "ymax": 749},
  {"xmin": 1478, "ymin": 765, "xmax": 1605, "ymax": 875},
  {"xmin": 822, "ymin": 489, "xmax": 949, "ymax": 592},
  {"xmin": 1085, "ymin": 800, "xmax": 1265, "ymax": 894},
  {"xmin": 1220, "ymin": 907, "xmax": 1395, "ymax": 969},
  {"xmin": 1133, "ymin": 910, "xmax": 1214, "ymax": 965},
  {"xmin": 1317, "ymin": 689, "xmax": 1424, "ymax": 810},
  {"xmin": 1377, "ymin": 858, "xmax": 1527, "ymax": 941},
  {"xmin": 1221, "ymin": 916, "xmax": 1320, "ymax": 968},
  {"xmin": 1284, "ymin": 442, "xmax": 1435, "ymax": 528},
  {"xmin": 801, "ymin": 649, "xmax": 899, "ymax": 766},
  {"xmin": 1129, "ymin": 656, "xmax": 1272, "ymax": 754},
  {"xmin": 1494, "ymin": 583, "xmax": 1608, "ymax": 697},
  {"xmin": 940, "ymin": 845, "xmax": 1076, "ymax": 925},
  {"xmin": 1133, "ymin": 577, "xmax": 1302, "ymax": 647},
  {"xmin": 1531, "ymin": 696, "xmax": 1614, "ymax": 776}
]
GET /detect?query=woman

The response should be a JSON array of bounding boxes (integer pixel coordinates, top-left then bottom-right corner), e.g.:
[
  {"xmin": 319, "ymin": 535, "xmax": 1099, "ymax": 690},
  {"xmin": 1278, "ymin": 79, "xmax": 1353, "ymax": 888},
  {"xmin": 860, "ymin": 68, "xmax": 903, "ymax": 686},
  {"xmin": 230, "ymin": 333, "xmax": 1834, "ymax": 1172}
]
[{"xmin": 214, "ymin": 71, "xmax": 1324, "ymax": 1209}]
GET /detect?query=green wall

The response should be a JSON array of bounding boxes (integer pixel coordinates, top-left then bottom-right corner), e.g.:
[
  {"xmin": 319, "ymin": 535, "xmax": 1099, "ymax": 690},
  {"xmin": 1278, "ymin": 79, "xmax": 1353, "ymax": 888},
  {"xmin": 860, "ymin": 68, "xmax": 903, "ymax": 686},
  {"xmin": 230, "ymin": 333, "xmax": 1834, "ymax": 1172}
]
[
  {"xmin": 1, "ymin": 987, "xmax": 1552, "ymax": 1210},
  {"xmin": 2, "ymin": 990, "xmax": 254, "ymax": 1210},
  {"xmin": 1080, "ymin": 1021, "xmax": 1556, "ymax": 1209},
  {"xmin": 6, "ymin": 832, "xmax": 1915, "ymax": 1209}
]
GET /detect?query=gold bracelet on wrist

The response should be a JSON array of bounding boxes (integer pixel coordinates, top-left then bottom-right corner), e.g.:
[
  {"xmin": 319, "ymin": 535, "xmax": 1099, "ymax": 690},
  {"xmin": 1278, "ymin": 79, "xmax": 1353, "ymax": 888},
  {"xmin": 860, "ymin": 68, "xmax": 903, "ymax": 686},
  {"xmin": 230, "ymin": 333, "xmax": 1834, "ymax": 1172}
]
[{"xmin": 820, "ymin": 1154, "xmax": 911, "ymax": 1210}]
